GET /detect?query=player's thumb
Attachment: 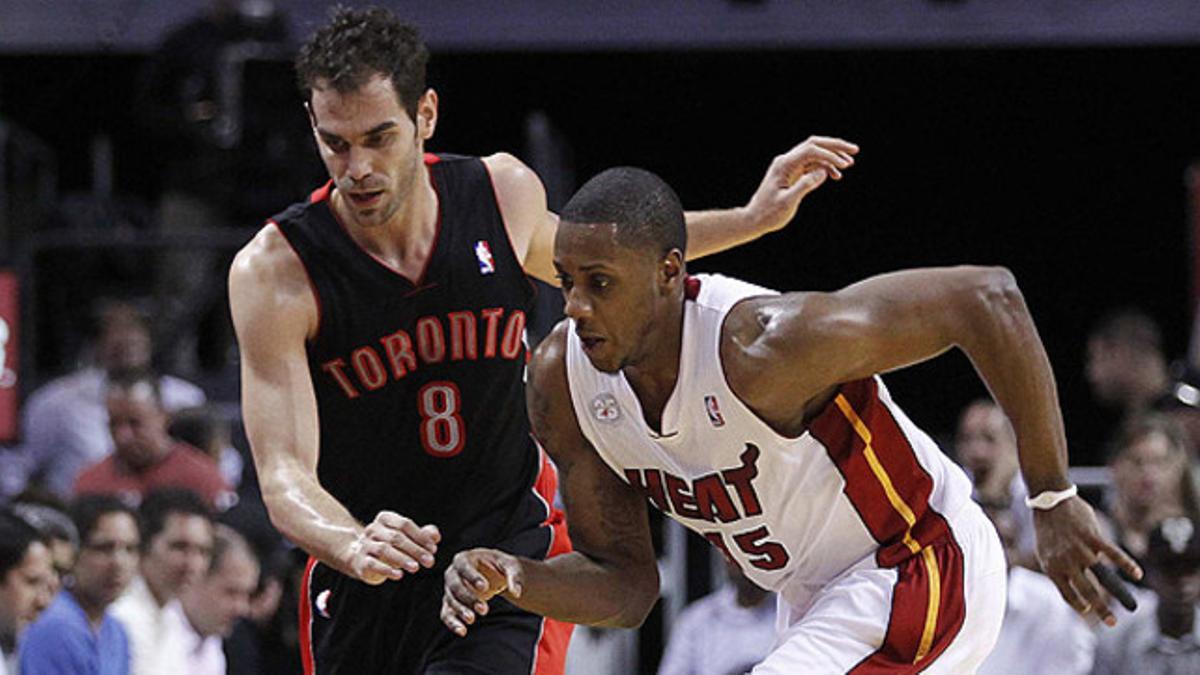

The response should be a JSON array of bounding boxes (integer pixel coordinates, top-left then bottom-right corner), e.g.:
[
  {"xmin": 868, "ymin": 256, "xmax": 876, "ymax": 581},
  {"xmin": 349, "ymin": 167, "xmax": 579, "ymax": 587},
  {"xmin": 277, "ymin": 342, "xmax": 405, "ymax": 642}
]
[
  {"xmin": 786, "ymin": 168, "xmax": 828, "ymax": 200},
  {"xmin": 501, "ymin": 559, "xmax": 523, "ymax": 598}
]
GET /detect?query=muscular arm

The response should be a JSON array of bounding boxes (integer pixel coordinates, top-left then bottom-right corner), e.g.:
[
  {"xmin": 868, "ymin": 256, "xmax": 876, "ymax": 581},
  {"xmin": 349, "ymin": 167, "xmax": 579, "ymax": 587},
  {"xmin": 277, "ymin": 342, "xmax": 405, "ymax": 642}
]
[
  {"xmin": 485, "ymin": 136, "xmax": 858, "ymax": 284},
  {"xmin": 724, "ymin": 266, "xmax": 1140, "ymax": 623},
  {"xmin": 229, "ymin": 227, "xmax": 436, "ymax": 584},
  {"xmin": 442, "ymin": 324, "xmax": 659, "ymax": 632}
]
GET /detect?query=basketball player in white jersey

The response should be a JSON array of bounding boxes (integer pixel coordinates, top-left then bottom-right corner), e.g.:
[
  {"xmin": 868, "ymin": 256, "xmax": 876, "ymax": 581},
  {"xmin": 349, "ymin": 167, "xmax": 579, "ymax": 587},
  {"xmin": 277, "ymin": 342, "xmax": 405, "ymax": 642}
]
[{"xmin": 441, "ymin": 167, "xmax": 1141, "ymax": 673}]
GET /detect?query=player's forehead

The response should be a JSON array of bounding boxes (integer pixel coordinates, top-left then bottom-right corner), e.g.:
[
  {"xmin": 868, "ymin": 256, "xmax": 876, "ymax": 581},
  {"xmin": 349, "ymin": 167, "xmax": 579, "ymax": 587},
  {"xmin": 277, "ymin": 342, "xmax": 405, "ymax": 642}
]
[
  {"xmin": 554, "ymin": 220, "xmax": 642, "ymax": 271},
  {"xmin": 310, "ymin": 73, "xmax": 410, "ymax": 136}
]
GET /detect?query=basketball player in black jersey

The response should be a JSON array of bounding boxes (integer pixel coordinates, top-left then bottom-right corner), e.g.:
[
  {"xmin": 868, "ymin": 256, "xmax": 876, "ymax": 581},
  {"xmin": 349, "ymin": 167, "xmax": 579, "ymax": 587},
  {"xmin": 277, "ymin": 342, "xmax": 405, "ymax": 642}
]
[{"xmin": 228, "ymin": 7, "xmax": 857, "ymax": 673}]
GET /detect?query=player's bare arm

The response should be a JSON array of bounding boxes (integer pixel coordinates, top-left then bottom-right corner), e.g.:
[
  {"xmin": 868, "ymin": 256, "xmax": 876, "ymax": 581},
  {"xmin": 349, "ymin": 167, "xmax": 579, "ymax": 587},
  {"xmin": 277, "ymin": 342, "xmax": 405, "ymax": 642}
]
[
  {"xmin": 229, "ymin": 226, "xmax": 440, "ymax": 585},
  {"xmin": 485, "ymin": 135, "xmax": 859, "ymax": 285},
  {"xmin": 441, "ymin": 323, "xmax": 659, "ymax": 635},
  {"xmin": 721, "ymin": 265, "xmax": 1142, "ymax": 626}
]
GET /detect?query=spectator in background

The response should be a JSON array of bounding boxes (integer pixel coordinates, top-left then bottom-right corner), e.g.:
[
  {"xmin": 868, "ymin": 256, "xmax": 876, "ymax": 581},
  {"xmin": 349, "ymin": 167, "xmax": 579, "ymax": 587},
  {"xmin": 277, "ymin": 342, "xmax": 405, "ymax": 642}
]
[
  {"xmin": 978, "ymin": 503, "xmax": 1095, "ymax": 675},
  {"xmin": 955, "ymin": 398, "xmax": 1037, "ymax": 567},
  {"xmin": 20, "ymin": 495, "xmax": 139, "ymax": 675},
  {"xmin": 169, "ymin": 406, "xmax": 243, "ymax": 490},
  {"xmin": 11, "ymin": 498, "xmax": 80, "ymax": 595},
  {"xmin": 1084, "ymin": 308, "xmax": 1172, "ymax": 460},
  {"xmin": 4, "ymin": 301, "xmax": 205, "ymax": 500},
  {"xmin": 0, "ymin": 511, "xmax": 55, "ymax": 675},
  {"xmin": 656, "ymin": 559, "xmax": 776, "ymax": 675},
  {"xmin": 174, "ymin": 525, "xmax": 260, "ymax": 675},
  {"xmin": 1104, "ymin": 415, "xmax": 1200, "ymax": 562},
  {"xmin": 1092, "ymin": 516, "xmax": 1200, "ymax": 674},
  {"xmin": 111, "ymin": 489, "xmax": 214, "ymax": 675},
  {"xmin": 74, "ymin": 370, "xmax": 231, "ymax": 510}
]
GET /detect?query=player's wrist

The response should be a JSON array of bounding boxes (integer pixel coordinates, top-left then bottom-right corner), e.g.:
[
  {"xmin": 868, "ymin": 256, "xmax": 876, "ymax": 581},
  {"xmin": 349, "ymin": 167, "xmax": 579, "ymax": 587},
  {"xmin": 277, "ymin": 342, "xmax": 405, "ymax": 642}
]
[{"xmin": 1025, "ymin": 484, "xmax": 1078, "ymax": 511}]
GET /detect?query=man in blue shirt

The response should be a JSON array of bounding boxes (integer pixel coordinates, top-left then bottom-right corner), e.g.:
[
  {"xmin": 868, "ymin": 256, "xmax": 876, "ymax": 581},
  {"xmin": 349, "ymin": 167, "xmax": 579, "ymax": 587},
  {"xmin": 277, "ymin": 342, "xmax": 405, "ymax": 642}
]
[{"xmin": 20, "ymin": 495, "xmax": 139, "ymax": 675}]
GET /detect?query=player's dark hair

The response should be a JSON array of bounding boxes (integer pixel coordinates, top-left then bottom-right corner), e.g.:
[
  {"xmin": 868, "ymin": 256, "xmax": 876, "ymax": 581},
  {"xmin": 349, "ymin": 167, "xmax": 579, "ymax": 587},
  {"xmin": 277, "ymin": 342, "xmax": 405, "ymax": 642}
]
[
  {"xmin": 70, "ymin": 494, "xmax": 138, "ymax": 546},
  {"xmin": 296, "ymin": 6, "xmax": 429, "ymax": 118},
  {"xmin": 560, "ymin": 167, "xmax": 687, "ymax": 257},
  {"xmin": 138, "ymin": 488, "xmax": 212, "ymax": 554},
  {"xmin": 0, "ymin": 510, "xmax": 42, "ymax": 578}
]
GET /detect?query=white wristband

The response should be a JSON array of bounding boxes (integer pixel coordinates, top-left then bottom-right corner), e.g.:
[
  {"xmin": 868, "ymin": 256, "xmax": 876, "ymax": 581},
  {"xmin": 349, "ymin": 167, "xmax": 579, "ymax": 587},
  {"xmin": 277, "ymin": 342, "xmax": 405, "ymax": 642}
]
[{"xmin": 1025, "ymin": 484, "xmax": 1078, "ymax": 510}]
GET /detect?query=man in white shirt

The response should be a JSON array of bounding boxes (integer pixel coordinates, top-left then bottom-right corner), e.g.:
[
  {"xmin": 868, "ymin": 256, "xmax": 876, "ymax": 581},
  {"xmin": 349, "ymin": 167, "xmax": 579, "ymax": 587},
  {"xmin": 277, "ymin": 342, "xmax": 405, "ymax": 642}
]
[
  {"xmin": 176, "ymin": 525, "xmax": 260, "ymax": 675},
  {"xmin": 111, "ymin": 489, "xmax": 214, "ymax": 675},
  {"xmin": 657, "ymin": 560, "xmax": 776, "ymax": 675},
  {"xmin": 1, "ymin": 301, "xmax": 205, "ymax": 499}
]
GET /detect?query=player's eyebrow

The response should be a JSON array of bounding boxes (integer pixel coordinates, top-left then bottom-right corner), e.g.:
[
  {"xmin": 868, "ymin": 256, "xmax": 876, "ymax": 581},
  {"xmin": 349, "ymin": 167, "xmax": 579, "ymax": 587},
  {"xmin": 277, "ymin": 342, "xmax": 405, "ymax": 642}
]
[{"xmin": 317, "ymin": 121, "xmax": 399, "ymax": 142}]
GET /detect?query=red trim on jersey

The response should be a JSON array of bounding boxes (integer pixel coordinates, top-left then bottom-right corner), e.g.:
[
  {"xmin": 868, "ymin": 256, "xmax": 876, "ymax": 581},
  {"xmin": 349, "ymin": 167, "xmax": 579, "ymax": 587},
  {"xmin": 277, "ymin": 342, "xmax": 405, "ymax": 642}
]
[
  {"xmin": 529, "ymin": 445, "xmax": 573, "ymax": 675},
  {"xmin": 310, "ymin": 181, "xmax": 333, "ymax": 203},
  {"xmin": 848, "ymin": 537, "xmax": 966, "ymax": 673},
  {"xmin": 271, "ymin": 220, "xmax": 325, "ymax": 342},
  {"xmin": 424, "ymin": 152, "xmax": 441, "ymax": 166},
  {"xmin": 319, "ymin": 161, "xmax": 443, "ymax": 288},
  {"xmin": 684, "ymin": 275, "xmax": 701, "ymax": 300},
  {"xmin": 808, "ymin": 378, "xmax": 950, "ymax": 567},
  {"xmin": 299, "ymin": 556, "xmax": 317, "ymax": 675}
]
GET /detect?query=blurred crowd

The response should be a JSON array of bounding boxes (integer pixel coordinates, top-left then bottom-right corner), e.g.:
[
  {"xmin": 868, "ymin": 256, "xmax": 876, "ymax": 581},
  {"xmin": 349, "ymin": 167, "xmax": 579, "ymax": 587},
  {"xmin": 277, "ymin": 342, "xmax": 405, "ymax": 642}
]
[{"xmin": 1, "ymin": 2, "xmax": 1199, "ymax": 675}]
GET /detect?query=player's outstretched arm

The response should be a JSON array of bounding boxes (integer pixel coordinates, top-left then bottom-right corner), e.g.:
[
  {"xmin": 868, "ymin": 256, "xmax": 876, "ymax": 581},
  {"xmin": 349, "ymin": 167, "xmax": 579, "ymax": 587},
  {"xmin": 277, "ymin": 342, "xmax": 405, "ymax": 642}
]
[
  {"xmin": 441, "ymin": 323, "xmax": 659, "ymax": 635},
  {"xmin": 487, "ymin": 136, "xmax": 858, "ymax": 285},
  {"xmin": 229, "ymin": 226, "xmax": 439, "ymax": 585},
  {"xmin": 723, "ymin": 266, "xmax": 1141, "ymax": 627}
]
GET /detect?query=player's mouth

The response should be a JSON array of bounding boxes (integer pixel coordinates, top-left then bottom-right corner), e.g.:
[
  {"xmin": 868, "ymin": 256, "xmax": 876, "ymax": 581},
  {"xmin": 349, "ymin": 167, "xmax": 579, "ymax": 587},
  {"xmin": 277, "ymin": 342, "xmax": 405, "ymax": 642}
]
[
  {"xmin": 348, "ymin": 190, "xmax": 385, "ymax": 208},
  {"xmin": 578, "ymin": 333, "xmax": 606, "ymax": 354}
]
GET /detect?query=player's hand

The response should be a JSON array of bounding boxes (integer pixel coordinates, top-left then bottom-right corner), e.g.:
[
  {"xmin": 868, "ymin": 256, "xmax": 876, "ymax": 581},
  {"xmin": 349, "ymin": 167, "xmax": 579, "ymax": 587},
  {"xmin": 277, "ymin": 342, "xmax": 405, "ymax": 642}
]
[
  {"xmin": 743, "ymin": 135, "xmax": 859, "ymax": 235},
  {"xmin": 441, "ymin": 548, "xmax": 524, "ymax": 637},
  {"xmin": 1033, "ymin": 495, "xmax": 1142, "ymax": 627},
  {"xmin": 342, "ymin": 511, "xmax": 440, "ymax": 585}
]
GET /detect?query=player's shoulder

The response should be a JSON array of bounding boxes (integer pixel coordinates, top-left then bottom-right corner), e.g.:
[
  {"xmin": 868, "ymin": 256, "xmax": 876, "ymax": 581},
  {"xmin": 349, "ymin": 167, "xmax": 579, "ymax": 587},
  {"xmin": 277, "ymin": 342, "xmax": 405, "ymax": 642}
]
[
  {"xmin": 481, "ymin": 152, "xmax": 545, "ymax": 205},
  {"xmin": 229, "ymin": 221, "xmax": 307, "ymax": 295},
  {"xmin": 528, "ymin": 320, "xmax": 570, "ymax": 398}
]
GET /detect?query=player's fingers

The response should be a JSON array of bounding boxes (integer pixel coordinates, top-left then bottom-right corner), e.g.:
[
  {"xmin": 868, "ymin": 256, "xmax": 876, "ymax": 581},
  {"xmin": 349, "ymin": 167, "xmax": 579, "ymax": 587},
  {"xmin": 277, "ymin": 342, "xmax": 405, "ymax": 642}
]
[
  {"xmin": 440, "ymin": 597, "xmax": 470, "ymax": 637},
  {"xmin": 780, "ymin": 145, "xmax": 852, "ymax": 178},
  {"xmin": 1047, "ymin": 570, "xmax": 1090, "ymax": 615},
  {"xmin": 358, "ymin": 555, "xmax": 402, "ymax": 584},
  {"xmin": 375, "ymin": 513, "xmax": 440, "ymax": 555},
  {"xmin": 806, "ymin": 136, "xmax": 860, "ymax": 154},
  {"xmin": 442, "ymin": 578, "xmax": 479, "ymax": 622},
  {"xmin": 782, "ymin": 169, "xmax": 828, "ymax": 201},
  {"xmin": 366, "ymin": 539, "xmax": 422, "ymax": 574},
  {"xmin": 497, "ymin": 558, "xmax": 523, "ymax": 598},
  {"xmin": 1094, "ymin": 537, "xmax": 1143, "ymax": 582},
  {"xmin": 1090, "ymin": 562, "xmax": 1138, "ymax": 612},
  {"xmin": 1072, "ymin": 567, "xmax": 1117, "ymax": 627}
]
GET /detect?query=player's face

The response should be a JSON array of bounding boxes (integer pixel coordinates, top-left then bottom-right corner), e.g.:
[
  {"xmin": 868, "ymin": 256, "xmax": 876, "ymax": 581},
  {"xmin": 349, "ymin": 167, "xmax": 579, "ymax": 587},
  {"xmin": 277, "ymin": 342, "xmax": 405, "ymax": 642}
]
[
  {"xmin": 308, "ymin": 74, "xmax": 437, "ymax": 230},
  {"xmin": 554, "ymin": 221, "xmax": 680, "ymax": 373},
  {"xmin": 143, "ymin": 513, "xmax": 213, "ymax": 600},
  {"xmin": 0, "ymin": 541, "xmax": 55, "ymax": 636},
  {"xmin": 73, "ymin": 513, "xmax": 139, "ymax": 610}
]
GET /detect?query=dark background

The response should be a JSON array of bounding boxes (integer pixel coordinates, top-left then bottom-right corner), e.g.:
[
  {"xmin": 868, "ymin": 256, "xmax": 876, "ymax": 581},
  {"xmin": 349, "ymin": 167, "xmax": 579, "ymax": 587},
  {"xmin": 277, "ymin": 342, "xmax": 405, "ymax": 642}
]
[{"xmin": 3, "ymin": 46, "xmax": 1196, "ymax": 463}]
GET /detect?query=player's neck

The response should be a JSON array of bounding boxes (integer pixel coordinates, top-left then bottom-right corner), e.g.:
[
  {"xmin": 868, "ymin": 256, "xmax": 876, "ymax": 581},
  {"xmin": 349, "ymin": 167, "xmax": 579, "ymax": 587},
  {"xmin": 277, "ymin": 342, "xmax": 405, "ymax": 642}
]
[
  {"xmin": 334, "ymin": 167, "xmax": 439, "ymax": 278},
  {"xmin": 624, "ymin": 302, "xmax": 685, "ymax": 433}
]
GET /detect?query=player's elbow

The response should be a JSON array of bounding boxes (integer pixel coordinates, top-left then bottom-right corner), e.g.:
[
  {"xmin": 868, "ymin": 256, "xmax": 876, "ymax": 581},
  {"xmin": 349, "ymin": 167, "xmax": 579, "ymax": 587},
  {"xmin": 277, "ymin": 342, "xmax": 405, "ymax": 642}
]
[{"xmin": 610, "ymin": 566, "xmax": 660, "ymax": 628}]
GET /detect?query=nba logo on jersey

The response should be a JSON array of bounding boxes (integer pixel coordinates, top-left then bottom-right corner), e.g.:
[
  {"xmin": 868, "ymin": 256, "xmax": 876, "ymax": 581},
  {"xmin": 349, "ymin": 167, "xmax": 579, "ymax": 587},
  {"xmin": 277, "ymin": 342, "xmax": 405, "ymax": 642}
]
[
  {"xmin": 315, "ymin": 589, "xmax": 332, "ymax": 619},
  {"xmin": 704, "ymin": 395, "xmax": 726, "ymax": 427},
  {"xmin": 474, "ymin": 240, "xmax": 496, "ymax": 275},
  {"xmin": 591, "ymin": 393, "xmax": 621, "ymax": 423}
]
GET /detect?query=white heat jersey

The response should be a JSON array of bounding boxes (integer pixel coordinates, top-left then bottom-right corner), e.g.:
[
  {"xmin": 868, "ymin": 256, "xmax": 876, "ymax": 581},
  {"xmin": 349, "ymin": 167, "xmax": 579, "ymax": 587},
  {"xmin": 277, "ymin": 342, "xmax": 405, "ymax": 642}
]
[{"xmin": 565, "ymin": 274, "xmax": 976, "ymax": 595}]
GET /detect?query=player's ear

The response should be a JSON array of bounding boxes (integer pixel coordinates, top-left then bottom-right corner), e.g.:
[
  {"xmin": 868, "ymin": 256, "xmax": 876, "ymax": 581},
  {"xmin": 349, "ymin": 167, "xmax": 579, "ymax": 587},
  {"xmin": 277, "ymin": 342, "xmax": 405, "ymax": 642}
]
[
  {"xmin": 659, "ymin": 249, "xmax": 684, "ymax": 294},
  {"xmin": 416, "ymin": 89, "xmax": 438, "ymax": 141}
]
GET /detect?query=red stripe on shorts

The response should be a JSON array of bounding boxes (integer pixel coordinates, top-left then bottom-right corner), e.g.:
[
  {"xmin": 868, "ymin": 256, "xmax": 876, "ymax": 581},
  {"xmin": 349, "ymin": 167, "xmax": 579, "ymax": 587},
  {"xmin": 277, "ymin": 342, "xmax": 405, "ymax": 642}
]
[
  {"xmin": 299, "ymin": 556, "xmax": 317, "ymax": 675},
  {"xmin": 849, "ymin": 536, "xmax": 966, "ymax": 673}
]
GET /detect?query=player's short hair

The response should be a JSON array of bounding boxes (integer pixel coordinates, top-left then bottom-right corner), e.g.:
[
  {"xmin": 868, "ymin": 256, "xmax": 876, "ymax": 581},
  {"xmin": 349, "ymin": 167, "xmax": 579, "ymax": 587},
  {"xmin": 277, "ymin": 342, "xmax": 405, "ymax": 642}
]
[
  {"xmin": 296, "ymin": 6, "xmax": 429, "ymax": 118},
  {"xmin": 0, "ymin": 510, "xmax": 42, "ymax": 578},
  {"xmin": 560, "ymin": 167, "xmax": 687, "ymax": 257},
  {"xmin": 138, "ymin": 489, "xmax": 212, "ymax": 554},
  {"xmin": 70, "ymin": 494, "xmax": 137, "ymax": 546}
]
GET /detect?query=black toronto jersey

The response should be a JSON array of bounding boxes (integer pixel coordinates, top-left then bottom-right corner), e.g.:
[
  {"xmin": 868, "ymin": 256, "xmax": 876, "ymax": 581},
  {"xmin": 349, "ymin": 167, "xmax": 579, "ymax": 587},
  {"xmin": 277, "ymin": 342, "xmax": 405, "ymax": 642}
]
[{"xmin": 272, "ymin": 154, "xmax": 546, "ymax": 557}]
